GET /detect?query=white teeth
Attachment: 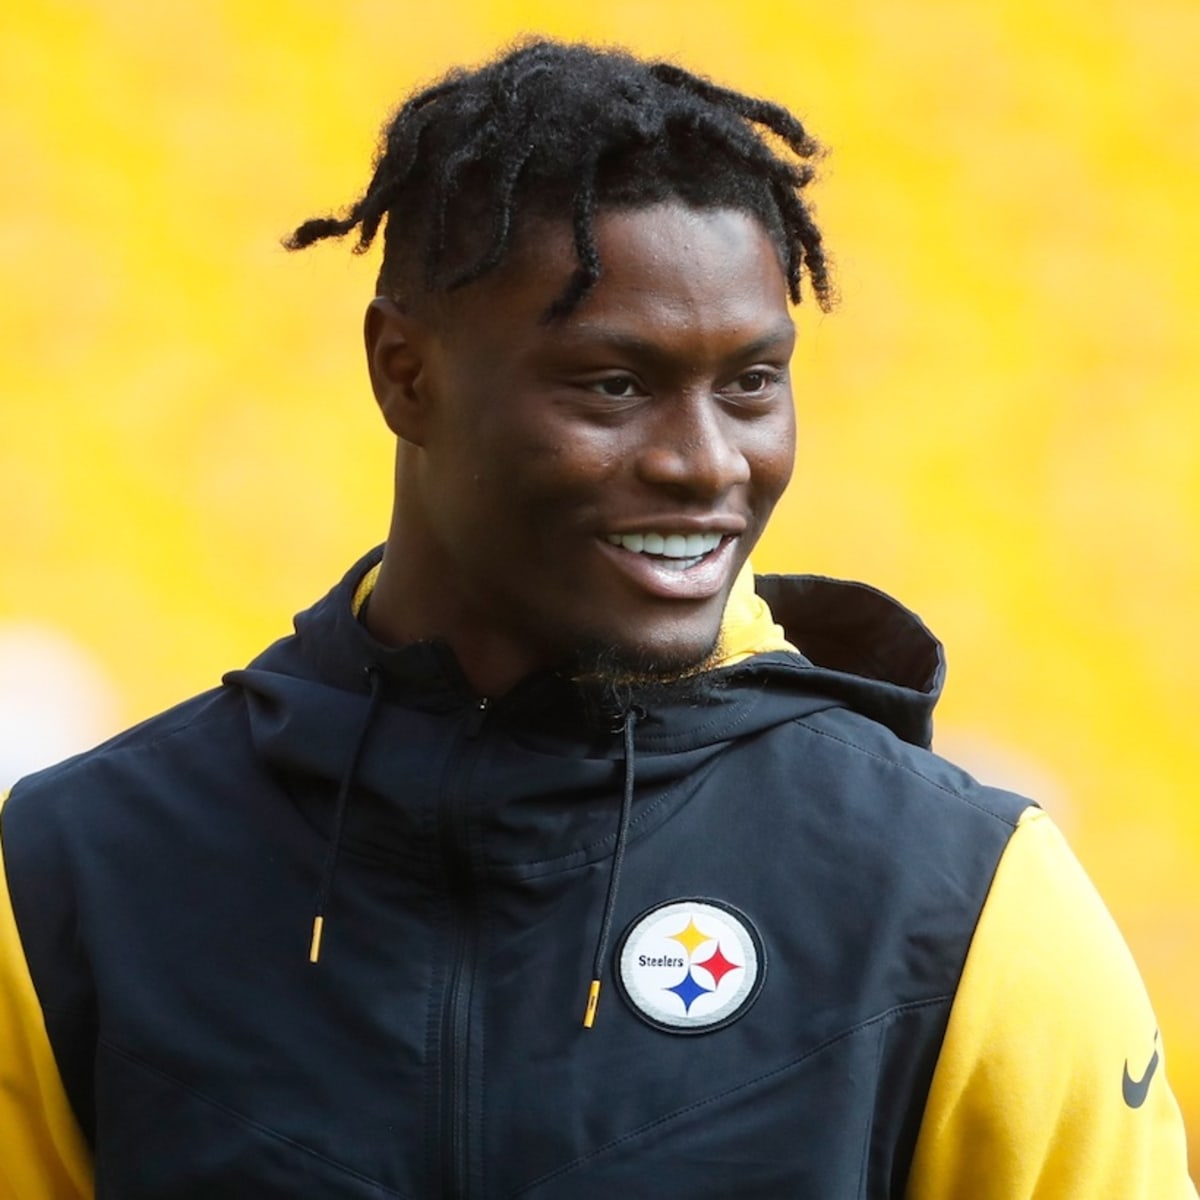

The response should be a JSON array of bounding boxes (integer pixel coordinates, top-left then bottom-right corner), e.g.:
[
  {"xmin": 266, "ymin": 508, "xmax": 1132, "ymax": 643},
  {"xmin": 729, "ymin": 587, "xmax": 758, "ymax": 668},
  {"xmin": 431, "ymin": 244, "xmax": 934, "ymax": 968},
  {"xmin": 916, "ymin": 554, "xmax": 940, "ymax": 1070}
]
[{"xmin": 605, "ymin": 531, "xmax": 724, "ymax": 558}]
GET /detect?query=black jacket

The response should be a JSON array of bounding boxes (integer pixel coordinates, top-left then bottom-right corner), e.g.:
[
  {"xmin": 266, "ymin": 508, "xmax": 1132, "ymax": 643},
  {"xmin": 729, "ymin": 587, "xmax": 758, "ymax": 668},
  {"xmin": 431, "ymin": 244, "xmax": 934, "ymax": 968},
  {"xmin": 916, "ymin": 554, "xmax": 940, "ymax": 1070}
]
[{"xmin": 2, "ymin": 549, "xmax": 1029, "ymax": 1198}]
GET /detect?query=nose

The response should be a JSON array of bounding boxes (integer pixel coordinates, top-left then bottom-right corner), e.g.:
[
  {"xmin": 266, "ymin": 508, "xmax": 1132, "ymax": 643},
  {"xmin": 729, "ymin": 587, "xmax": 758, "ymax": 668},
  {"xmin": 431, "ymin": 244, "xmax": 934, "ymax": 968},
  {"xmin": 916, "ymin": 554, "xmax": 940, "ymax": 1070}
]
[{"xmin": 633, "ymin": 394, "xmax": 751, "ymax": 500}]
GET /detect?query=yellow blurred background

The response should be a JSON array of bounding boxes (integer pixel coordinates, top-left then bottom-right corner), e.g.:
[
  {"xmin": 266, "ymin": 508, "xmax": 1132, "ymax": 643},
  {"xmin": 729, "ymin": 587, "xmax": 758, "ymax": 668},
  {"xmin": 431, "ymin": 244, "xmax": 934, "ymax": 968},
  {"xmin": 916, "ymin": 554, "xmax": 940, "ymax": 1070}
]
[{"xmin": 2, "ymin": 0, "xmax": 1197, "ymax": 1163}]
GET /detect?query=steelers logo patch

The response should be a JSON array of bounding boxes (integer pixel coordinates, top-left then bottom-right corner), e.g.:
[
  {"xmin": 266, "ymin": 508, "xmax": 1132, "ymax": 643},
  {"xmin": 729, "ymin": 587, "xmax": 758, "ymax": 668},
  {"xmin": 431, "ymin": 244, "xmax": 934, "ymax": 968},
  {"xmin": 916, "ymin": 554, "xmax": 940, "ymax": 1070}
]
[{"xmin": 616, "ymin": 899, "xmax": 765, "ymax": 1034}]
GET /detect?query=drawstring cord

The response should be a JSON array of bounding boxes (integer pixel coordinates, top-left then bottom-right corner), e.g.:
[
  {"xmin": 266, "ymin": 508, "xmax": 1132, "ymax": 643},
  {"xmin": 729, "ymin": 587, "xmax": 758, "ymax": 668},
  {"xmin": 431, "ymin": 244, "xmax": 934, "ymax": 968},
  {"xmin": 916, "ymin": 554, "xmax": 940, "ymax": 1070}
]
[
  {"xmin": 309, "ymin": 666, "xmax": 384, "ymax": 964},
  {"xmin": 305, "ymin": 669, "xmax": 640, "ymax": 1009},
  {"xmin": 582, "ymin": 706, "xmax": 641, "ymax": 1028}
]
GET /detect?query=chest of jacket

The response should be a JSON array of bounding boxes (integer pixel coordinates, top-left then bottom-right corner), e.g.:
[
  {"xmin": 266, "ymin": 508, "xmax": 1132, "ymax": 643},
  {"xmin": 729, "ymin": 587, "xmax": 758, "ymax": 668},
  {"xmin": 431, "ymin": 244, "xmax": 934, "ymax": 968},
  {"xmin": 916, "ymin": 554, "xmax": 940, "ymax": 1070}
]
[{"xmin": 64, "ymin": 704, "xmax": 1013, "ymax": 1199}]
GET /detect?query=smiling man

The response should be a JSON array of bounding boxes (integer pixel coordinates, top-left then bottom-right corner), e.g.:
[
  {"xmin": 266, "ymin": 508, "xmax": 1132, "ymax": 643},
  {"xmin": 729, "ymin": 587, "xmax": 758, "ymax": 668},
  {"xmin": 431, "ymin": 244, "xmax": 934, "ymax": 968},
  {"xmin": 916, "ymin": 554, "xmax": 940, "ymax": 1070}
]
[{"xmin": 1, "ymin": 39, "xmax": 1195, "ymax": 1199}]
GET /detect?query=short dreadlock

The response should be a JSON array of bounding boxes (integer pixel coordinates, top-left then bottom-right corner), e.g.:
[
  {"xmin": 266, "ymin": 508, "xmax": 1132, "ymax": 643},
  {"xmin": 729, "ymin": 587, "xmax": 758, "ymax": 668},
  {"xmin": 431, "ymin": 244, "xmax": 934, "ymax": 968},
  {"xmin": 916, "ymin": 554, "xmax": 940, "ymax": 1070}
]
[{"xmin": 286, "ymin": 39, "xmax": 833, "ymax": 320}]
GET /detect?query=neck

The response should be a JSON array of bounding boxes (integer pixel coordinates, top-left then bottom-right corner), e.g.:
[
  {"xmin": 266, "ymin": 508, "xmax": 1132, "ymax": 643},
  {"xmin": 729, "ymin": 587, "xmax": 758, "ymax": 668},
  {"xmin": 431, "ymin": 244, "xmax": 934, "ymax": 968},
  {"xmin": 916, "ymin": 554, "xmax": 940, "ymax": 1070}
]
[{"xmin": 364, "ymin": 528, "xmax": 549, "ymax": 699}]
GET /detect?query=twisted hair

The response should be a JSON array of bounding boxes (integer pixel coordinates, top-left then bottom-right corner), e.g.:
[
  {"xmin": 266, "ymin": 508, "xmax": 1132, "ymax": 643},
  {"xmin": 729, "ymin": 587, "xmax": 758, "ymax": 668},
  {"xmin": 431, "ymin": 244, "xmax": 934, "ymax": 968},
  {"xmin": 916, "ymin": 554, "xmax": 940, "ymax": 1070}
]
[{"xmin": 286, "ymin": 40, "xmax": 833, "ymax": 318}]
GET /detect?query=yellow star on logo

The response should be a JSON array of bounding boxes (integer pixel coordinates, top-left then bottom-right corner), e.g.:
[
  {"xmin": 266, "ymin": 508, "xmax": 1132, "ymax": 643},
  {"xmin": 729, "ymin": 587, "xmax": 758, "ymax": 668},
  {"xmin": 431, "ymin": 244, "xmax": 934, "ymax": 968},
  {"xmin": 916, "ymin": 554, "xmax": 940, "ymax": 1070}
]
[{"xmin": 669, "ymin": 918, "xmax": 712, "ymax": 957}]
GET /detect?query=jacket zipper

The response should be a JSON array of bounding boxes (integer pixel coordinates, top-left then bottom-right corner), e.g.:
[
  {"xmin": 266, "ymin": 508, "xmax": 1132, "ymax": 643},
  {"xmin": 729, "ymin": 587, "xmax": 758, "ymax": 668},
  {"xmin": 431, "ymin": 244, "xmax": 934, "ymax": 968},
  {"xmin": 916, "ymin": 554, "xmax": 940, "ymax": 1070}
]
[{"xmin": 438, "ymin": 698, "xmax": 489, "ymax": 1198}]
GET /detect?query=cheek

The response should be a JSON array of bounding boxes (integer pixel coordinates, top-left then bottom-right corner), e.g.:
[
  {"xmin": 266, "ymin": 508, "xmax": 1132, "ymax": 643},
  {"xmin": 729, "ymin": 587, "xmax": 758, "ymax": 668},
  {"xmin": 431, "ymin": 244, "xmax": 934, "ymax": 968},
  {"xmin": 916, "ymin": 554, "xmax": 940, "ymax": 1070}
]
[
  {"xmin": 748, "ymin": 412, "xmax": 797, "ymax": 505},
  {"xmin": 448, "ymin": 429, "xmax": 618, "ymax": 550},
  {"xmin": 497, "ymin": 421, "xmax": 627, "ymax": 500}
]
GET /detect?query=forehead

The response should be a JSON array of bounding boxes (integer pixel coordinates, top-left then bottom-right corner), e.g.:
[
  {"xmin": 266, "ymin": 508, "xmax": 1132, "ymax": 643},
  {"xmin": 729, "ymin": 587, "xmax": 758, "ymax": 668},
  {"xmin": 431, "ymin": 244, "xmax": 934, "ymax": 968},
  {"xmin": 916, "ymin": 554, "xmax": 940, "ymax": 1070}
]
[{"xmin": 438, "ymin": 202, "xmax": 793, "ymax": 349}]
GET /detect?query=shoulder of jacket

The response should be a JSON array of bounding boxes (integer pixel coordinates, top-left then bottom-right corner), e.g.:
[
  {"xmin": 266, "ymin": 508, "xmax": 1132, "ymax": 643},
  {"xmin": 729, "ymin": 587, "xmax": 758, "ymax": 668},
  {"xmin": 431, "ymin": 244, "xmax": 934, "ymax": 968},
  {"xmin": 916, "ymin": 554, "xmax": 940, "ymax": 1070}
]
[
  {"xmin": 4, "ymin": 685, "xmax": 240, "ymax": 822},
  {"xmin": 785, "ymin": 704, "xmax": 1030, "ymax": 830}
]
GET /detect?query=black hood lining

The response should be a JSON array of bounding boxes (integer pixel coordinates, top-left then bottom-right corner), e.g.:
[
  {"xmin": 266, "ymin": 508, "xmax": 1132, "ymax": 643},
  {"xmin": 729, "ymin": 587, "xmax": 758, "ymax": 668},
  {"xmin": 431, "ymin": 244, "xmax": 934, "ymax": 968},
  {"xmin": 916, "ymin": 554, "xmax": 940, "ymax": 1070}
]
[{"xmin": 755, "ymin": 574, "xmax": 943, "ymax": 695}]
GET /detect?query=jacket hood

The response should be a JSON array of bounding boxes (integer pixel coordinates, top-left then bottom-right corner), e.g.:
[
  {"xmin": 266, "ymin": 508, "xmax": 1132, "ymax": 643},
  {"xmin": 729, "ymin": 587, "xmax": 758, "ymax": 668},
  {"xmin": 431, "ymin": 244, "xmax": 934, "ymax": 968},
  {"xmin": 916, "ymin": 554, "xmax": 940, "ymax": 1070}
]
[{"xmin": 225, "ymin": 548, "xmax": 945, "ymax": 799}]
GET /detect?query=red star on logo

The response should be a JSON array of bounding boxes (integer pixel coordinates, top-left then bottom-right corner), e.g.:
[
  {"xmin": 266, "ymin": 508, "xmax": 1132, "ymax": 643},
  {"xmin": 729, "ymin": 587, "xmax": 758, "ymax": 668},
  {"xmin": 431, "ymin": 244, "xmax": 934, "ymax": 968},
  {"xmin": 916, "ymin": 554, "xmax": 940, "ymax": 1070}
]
[{"xmin": 694, "ymin": 942, "xmax": 741, "ymax": 989}]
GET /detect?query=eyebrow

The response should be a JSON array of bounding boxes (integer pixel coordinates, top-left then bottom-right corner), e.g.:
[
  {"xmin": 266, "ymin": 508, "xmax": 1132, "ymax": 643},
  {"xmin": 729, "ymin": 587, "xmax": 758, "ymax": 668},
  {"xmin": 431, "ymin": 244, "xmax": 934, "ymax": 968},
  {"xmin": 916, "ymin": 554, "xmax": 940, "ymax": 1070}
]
[{"xmin": 551, "ymin": 320, "xmax": 797, "ymax": 365}]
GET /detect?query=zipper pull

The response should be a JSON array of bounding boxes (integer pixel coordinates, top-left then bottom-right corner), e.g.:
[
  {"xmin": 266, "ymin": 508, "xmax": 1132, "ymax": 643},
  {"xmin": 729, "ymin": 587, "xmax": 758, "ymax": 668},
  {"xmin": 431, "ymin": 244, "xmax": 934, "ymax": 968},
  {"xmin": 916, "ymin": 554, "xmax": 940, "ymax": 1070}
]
[{"xmin": 464, "ymin": 697, "xmax": 490, "ymax": 738}]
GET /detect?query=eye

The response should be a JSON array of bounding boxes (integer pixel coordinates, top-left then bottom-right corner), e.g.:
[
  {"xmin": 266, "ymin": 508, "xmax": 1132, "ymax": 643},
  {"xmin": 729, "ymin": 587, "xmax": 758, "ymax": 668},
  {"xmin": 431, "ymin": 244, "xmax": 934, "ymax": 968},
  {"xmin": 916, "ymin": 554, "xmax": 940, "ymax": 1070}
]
[
  {"xmin": 722, "ymin": 367, "xmax": 784, "ymax": 397},
  {"xmin": 587, "ymin": 375, "xmax": 645, "ymax": 399}
]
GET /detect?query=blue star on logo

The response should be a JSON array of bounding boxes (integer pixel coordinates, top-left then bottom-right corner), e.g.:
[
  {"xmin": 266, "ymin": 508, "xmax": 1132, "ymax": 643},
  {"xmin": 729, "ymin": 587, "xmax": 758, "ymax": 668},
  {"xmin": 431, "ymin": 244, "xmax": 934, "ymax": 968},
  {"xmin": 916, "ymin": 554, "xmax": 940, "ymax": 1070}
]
[{"xmin": 665, "ymin": 968, "xmax": 713, "ymax": 1014}]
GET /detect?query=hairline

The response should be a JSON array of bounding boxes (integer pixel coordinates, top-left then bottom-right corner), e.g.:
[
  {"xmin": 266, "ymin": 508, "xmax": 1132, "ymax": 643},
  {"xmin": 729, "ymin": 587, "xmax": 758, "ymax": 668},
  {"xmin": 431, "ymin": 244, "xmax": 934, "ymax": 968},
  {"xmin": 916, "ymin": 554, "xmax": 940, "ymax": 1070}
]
[{"xmin": 377, "ymin": 195, "xmax": 790, "ymax": 318}]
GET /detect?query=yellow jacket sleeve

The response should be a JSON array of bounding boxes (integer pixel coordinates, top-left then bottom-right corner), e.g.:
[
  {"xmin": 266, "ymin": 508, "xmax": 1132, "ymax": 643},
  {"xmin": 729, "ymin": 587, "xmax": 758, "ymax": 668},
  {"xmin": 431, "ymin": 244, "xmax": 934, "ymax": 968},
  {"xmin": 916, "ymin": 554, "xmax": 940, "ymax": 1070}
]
[
  {"xmin": 0, "ymin": 790, "xmax": 94, "ymax": 1200},
  {"xmin": 907, "ymin": 806, "xmax": 1196, "ymax": 1199}
]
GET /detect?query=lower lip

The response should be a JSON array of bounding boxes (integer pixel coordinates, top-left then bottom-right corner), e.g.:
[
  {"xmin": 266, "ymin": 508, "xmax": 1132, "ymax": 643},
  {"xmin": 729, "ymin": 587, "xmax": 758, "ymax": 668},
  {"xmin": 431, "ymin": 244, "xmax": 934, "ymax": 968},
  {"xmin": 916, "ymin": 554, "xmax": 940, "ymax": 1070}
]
[{"xmin": 596, "ymin": 536, "xmax": 739, "ymax": 600}]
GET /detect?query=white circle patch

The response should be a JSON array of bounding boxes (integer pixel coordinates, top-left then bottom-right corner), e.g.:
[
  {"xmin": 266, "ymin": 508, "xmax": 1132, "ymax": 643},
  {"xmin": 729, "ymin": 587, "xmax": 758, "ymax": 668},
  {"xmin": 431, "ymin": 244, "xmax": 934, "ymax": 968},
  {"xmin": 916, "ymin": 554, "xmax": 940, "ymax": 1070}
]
[{"xmin": 616, "ymin": 899, "xmax": 764, "ymax": 1033}]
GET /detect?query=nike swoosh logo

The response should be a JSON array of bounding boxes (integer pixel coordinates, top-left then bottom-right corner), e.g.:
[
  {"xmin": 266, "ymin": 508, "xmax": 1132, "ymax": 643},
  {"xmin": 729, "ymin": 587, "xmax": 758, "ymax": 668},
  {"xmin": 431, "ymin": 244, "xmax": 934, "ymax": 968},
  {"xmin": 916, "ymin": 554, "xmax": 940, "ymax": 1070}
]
[{"xmin": 1122, "ymin": 1034, "xmax": 1160, "ymax": 1109}]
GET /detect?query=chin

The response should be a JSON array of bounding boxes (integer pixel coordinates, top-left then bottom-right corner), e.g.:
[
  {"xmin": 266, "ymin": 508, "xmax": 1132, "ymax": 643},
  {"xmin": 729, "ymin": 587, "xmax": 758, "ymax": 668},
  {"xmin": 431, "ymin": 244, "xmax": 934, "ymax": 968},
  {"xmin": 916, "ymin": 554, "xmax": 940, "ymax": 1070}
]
[{"xmin": 564, "ymin": 626, "xmax": 723, "ymax": 688}]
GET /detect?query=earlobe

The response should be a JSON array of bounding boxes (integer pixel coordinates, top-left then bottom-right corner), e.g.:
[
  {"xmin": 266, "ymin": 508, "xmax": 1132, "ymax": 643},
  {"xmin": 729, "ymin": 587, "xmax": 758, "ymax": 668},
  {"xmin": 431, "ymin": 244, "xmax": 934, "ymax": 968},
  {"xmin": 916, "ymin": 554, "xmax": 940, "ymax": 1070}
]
[{"xmin": 364, "ymin": 296, "xmax": 430, "ymax": 444}]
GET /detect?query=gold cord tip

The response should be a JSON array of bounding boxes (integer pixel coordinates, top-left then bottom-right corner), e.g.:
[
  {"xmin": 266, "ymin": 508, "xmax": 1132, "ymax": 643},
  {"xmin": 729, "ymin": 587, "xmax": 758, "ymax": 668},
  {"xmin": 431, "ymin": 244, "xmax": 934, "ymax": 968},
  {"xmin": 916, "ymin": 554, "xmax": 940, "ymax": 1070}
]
[
  {"xmin": 583, "ymin": 979, "xmax": 601, "ymax": 1029},
  {"xmin": 309, "ymin": 915, "xmax": 325, "ymax": 964}
]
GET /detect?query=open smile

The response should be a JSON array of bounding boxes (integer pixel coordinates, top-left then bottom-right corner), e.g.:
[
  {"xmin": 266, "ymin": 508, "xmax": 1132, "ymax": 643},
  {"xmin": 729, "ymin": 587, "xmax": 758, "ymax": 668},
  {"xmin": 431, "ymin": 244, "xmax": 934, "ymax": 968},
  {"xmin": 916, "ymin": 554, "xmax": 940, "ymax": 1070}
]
[
  {"xmin": 598, "ymin": 531, "xmax": 738, "ymax": 598},
  {"xmin": 604, "ymin": 531, "xmax": 724, "ymax": 569}
]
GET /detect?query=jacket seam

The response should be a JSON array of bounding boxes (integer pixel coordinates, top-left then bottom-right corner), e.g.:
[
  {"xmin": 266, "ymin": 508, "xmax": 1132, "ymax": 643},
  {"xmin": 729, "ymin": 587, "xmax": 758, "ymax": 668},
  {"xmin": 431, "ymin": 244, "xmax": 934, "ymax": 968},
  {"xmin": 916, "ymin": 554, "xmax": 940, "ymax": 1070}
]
[
  {"xmin": 794, "ymin": 721, "xmax": 1021, "ymax": 830},
  {"xmin": 99, "ymin": 1038, "xmax": 414, "ymax": 1199},
  {"xmin": 97, "ymin": 698, "xmax": 239, "ymax": 761},
  {"xmin": 494, "ymin": 750, "xmax": 731, "ymax": 876},
  {"xmin": 857, "ymin": 1004, "xmax": 889, "ymax": 1199},
  {"xmin": 510, "ymin": 993, "xmax": 953, "ymax": 1197},
  {"xmin": 13, "ymin": 696, "xmax": 243, "ymax": 798},
  {"xmin": 620, "ymin": 692, "xmax": 764, "ymax": 748}
]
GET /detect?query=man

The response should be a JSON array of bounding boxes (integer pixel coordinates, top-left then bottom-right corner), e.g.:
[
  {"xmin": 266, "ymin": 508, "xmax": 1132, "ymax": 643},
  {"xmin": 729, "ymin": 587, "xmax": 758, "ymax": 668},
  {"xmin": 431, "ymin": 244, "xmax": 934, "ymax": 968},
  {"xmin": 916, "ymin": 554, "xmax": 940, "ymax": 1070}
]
[{"xmin": 1, "ymin": 39, "xmax": 1194, "ymax": 1198}]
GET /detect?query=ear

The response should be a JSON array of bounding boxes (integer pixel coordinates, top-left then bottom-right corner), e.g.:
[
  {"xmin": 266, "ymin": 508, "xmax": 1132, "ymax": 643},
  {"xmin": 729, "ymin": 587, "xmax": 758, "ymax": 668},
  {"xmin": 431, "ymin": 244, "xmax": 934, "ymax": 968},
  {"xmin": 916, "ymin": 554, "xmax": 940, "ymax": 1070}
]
[{"xmin": 364, "ymin": 296, "xmax": 433, "ymax": 444}]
